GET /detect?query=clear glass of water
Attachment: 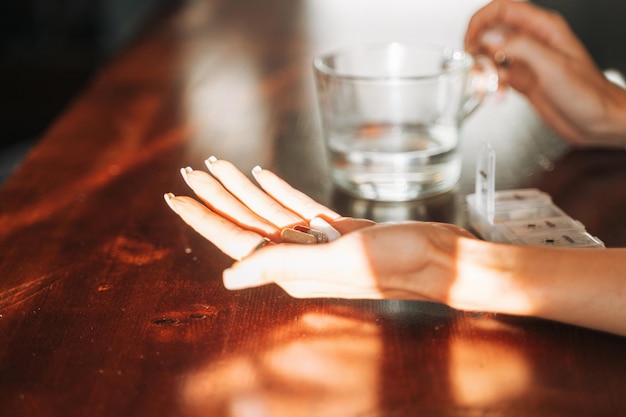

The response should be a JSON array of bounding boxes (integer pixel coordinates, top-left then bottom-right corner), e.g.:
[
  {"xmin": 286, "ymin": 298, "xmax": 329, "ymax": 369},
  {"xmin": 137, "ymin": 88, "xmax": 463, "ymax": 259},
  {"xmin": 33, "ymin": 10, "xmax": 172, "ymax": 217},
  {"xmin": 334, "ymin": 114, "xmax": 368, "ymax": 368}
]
[{"xmin": 313, "ymin": 42, "xmax": 497, "ymax": 201}]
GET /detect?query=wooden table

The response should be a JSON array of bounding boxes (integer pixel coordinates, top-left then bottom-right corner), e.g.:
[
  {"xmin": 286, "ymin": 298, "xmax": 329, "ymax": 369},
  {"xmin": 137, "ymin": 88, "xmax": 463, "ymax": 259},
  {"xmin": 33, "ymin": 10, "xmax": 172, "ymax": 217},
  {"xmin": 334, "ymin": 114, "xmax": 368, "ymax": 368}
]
[{"xmin": 2, "ymin": 1, "xmax": 626, "ymax": 416}]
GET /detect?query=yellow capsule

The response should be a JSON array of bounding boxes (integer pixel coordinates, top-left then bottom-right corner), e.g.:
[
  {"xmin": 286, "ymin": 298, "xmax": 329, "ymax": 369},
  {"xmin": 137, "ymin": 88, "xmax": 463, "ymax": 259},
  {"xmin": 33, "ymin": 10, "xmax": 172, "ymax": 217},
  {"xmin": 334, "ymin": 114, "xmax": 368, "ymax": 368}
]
[
  {"xmin": 281, "ymin": 228, "xmax": 318, "ymax": 244},
  {"xmin": 294, "ymin": 225, "xmax": 328, "ymax": 243}
]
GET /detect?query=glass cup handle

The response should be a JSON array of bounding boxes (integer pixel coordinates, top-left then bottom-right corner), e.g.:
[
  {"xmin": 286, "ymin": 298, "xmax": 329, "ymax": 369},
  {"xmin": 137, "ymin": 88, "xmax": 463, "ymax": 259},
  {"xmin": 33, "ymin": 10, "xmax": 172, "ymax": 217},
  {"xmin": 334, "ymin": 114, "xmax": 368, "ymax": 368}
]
[{"xmin": 460, "ymin": 55, "xmax": 499, "ymax": 120}]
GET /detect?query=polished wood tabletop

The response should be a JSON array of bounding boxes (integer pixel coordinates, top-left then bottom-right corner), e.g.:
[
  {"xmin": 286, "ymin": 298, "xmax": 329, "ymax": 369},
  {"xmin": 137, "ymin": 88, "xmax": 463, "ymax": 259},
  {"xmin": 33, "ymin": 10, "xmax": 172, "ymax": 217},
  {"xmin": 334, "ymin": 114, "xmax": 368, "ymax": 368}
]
[{"xmin": 2, "ymin": 1, "xmax": 626, "ymax": 416}]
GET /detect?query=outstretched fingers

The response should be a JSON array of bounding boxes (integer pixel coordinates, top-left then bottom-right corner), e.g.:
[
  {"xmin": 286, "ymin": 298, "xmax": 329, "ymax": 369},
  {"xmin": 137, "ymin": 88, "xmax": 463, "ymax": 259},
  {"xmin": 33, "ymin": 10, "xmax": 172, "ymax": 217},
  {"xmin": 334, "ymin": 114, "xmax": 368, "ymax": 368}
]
[
  {"xmin": 166, "ymin": 158, "xmax": 377, "ymax": 269},
  {"xmin": 204, "ymin": 157, "xmax": 304, "ymax": 229},
  {"xmin": 251, "ymin": 165, "xmax": 341, "ymax": 222},
  {"xmin": 164, "ymin": 193, "xmax": 269, "ymax": 261},
  {"xmin": 181, "ymin": 167, "xmax": 281, "ymax": 240},
  {"xmin": 466, "ymin": 0, "xmax": 588, "ymax": 60}
]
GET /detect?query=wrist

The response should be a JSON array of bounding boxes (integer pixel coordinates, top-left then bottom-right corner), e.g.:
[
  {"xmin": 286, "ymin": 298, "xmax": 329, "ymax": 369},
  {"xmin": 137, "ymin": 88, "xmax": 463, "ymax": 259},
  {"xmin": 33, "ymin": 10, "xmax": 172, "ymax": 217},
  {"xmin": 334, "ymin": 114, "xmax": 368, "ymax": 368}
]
[
  {"xmin": 449, "ymin": 238, "xmax": 626, "ymax": 335},
  {"xmin": 446, "ymin": 238, "xmax": 538, "ymax": 315}
]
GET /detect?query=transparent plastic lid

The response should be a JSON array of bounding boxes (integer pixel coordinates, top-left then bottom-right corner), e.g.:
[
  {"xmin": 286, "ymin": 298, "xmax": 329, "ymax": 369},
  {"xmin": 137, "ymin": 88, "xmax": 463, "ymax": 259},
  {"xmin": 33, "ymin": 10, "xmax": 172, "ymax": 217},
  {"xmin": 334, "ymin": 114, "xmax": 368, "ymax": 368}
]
[{"xmin": 465, "ymin": 141, "xmax": 605, "ymax": 248}]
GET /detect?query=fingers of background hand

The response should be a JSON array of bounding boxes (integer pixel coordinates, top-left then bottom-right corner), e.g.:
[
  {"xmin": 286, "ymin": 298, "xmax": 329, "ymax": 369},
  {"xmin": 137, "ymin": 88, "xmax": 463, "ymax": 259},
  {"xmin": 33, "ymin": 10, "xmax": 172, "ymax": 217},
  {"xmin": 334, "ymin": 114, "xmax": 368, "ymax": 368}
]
[
  {"xmin": 181, "ymin": 168, "xmax": 280, "ymax": 240},
  {"xmin": 205, "ymin": 157, "xmax": 304, "ymax": 229},
  {"xmin": 486, "ymin": 37, "xmax": 602, "ymax": 145},
  {"xmin": 222, "ymin": 237, "xmax": 382, "ymax": 298},
  {"xmin": 251, "ymin": 166, "xmax": 341, "ymax": 221},
  {"xmin": 466, "ymin": 0, "xmax": 583, "ymax": 56},
  {"xmin": 490, "ymin": 30, "xmax": 603, "ymax": 113},
  {"xmin": 480, "ymin": 30, "xmax": 564, "ymax": 96},
  {"xmin": 164, "ymin": 193, "xmax": 266, "ymax": 261},
  {"xmin": 465, "ymin": 0, "xmax": 519, "ymax": 52}
]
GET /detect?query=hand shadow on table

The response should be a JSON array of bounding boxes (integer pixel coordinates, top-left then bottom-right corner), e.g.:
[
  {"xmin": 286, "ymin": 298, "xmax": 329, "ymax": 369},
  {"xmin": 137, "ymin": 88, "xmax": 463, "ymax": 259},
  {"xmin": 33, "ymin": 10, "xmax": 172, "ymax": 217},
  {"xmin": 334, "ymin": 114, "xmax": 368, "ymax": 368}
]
[{"xmin": 176, "ymin": 308, "xmax": 534, "ymax": 417}]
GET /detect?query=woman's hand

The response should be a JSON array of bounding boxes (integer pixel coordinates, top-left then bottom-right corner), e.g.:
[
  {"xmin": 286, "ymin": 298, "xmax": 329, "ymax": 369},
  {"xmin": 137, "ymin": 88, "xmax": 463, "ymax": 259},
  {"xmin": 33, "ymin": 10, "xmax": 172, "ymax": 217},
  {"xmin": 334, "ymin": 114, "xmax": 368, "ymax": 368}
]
[
  {"xmin": 164, "ymin": 157, "xmax": 474, "ymax": 301},
  {"xmin": 163, "ymin": 158, "xmax": 626, "ymax": 335},
  {"xmin": 465, "ymin": 0, "xmax": 626, "ymax": 148}
]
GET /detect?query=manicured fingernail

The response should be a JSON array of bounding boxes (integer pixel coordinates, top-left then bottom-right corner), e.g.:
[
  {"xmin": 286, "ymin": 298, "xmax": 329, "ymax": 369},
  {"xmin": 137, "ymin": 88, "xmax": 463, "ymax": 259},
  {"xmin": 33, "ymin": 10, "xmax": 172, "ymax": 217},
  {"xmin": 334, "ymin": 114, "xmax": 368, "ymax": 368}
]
[
  {"xmin": 251, "ymin": 165, "xmax": 262, "ymax": 180},
  {"xmin": 180, "ymin": 166, "xmax": 193, "ymax": 186},
  {"xmin": 480, "ymin": 29, "xmax": 505, "ymax": 47},
  {"xmin": 163, "ymin": 192, "xmax": 178, "ymax": 213},
  {"xmin": 204, "ymin": 156, "xmax": 218, "ymax": 173},
  {"xmin": 310, "ymin": 217, "xmax": 341, "ymax": 241}
]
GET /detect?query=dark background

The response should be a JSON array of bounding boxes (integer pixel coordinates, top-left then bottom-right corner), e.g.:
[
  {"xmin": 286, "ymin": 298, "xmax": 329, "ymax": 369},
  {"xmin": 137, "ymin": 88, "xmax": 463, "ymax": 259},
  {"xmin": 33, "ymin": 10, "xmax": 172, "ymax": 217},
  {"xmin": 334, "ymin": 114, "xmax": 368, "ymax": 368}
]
[
  {"xmin": 0, "ymin": 0, "xmax": 172, "ymax": 182},
  {"xmin": 534, "ymin": 0, "xmax": 626, "ymax": 74},
  {"xmin": 0, "ymin": 0, "xmax": 625, "ymax": 183}
]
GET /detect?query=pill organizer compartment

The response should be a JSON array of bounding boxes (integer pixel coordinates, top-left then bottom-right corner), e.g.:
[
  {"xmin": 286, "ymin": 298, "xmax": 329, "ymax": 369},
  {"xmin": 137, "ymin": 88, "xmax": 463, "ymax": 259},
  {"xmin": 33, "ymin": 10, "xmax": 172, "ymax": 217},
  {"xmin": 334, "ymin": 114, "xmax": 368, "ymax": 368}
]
[{"xmin": 465, "ymin": 142, "xmax": 605, "ymax": 248}]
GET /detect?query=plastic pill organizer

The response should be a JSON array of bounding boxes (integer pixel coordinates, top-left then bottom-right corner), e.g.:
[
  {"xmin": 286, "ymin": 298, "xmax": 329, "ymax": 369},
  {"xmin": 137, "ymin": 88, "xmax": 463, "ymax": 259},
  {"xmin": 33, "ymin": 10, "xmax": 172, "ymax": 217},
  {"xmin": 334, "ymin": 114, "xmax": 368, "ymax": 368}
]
[{"xmin": 465, "ymin": 142, "xmax": 605, "ymax": 248}]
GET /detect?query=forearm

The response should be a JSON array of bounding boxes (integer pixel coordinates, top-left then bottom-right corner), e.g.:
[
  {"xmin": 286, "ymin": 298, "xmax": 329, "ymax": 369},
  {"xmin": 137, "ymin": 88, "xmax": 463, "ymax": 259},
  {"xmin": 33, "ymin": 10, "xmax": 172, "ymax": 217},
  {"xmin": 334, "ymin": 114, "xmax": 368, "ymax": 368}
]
[{"xmin": 452, "ymin": 238, "xmax": 626, "ymax": 335}]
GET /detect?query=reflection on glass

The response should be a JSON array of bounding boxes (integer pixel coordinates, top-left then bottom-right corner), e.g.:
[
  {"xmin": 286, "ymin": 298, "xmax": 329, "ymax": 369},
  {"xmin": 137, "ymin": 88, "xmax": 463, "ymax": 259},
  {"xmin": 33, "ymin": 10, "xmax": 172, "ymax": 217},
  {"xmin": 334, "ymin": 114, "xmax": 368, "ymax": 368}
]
[
  {"xmin": 180, "ymin": 312, "xmax": 382, "ymax": 417},
  {"xmin": 332, "ymin": 188, "xmax": 459, "ymax": 223}
]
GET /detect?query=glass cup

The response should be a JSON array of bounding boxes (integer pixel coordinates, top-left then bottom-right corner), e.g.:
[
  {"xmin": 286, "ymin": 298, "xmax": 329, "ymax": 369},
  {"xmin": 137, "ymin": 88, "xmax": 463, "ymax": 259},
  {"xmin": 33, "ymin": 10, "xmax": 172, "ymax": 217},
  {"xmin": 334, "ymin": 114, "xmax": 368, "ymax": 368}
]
[{"xmin": 313, "ymin": 42, "xmax": 498, "ymax": 201}]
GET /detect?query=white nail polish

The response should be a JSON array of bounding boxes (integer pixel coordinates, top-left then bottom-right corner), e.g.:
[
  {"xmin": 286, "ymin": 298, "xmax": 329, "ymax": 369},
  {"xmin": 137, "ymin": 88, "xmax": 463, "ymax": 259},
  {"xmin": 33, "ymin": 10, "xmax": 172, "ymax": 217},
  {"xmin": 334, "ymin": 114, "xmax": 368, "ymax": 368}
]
[
  {"xmin": 204, "ymin": 156, "xmax": 218, "ymax": 172},
  {"xmin": 180, "ymin": 166, "xmax": 193, "ymax": 186},
  {"xmin": 251, "ymin": 165, "xmax": 262, "ymax": 180},
  {"xmin": 163, "ymin": 192, "xmax": 178, "ymax": 213},
  {"xmin": 310, "ymin": 217, "xmax": 341, "ymax": 241}
]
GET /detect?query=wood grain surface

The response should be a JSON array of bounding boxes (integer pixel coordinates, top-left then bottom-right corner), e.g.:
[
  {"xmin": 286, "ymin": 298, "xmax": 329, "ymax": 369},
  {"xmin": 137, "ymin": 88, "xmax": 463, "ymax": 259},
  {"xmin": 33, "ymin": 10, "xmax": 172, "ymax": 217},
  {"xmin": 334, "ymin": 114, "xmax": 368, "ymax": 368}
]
[{"xmin": 1, "ymin": 1, "xmax": 625, "ymax": 416}]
